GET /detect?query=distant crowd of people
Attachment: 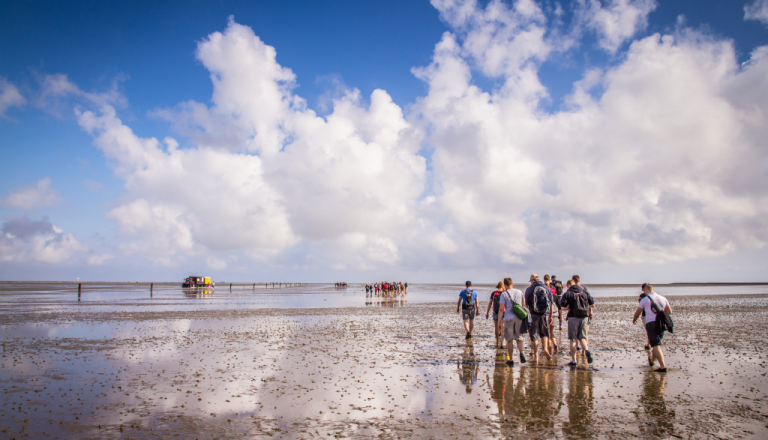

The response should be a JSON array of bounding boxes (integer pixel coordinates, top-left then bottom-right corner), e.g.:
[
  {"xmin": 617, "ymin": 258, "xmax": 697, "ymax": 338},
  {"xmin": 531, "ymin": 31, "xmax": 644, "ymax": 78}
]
[
  {"xmin": 459, "ymin": 275, "xmax": 673, "ymax": 372},
  {"xmin": 335, "ymin": 282, "xmax": 348, "ymax": 288},
  {"xmin": 366, "ymin": 282, "xmax": 408, "ymax": 297}
]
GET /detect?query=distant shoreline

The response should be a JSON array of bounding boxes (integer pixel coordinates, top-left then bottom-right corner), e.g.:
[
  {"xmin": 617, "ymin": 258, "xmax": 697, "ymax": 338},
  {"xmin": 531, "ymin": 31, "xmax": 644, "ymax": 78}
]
[{"xmin": 1, "ymin": 281, "xmax": 767, "ymax": 286}]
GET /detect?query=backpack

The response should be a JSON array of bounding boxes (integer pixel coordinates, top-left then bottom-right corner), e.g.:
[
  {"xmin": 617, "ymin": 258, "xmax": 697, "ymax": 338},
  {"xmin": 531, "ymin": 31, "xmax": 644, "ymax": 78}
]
[
  {"xmin": 648, "ymin": 294, "xmax": 674, "ymax": 334},
  {"xmin": 552, "ymin": 280, "xmax": 563, "ymax": 296},
  {"xmin": 531, "ymin": 285, "xmax": 550, "ymax": 315},
  {"xmin": 504, "ymin": 290, "xmax": 528, "ymax": 320},
  {"xmin": 572, "ymin": 289, "xmax": 590, "ymax": 318},
  {"xmin": 462, "ymin": 289, "xmax": 475, "ymax": 309},
  {"xmin": 492, "ymin": 291, "xmax": 501, "ymax": 313}
]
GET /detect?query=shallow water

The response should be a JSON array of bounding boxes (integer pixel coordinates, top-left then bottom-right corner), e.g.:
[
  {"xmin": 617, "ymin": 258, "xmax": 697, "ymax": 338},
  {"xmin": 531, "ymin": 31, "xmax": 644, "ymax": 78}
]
[{"xmin": 1, "ymin": 283, "xmax": 767, "ymax": 438}]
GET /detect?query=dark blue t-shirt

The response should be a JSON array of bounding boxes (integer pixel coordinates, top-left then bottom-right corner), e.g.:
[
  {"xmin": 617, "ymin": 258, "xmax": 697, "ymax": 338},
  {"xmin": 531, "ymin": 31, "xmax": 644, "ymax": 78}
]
[{"xmin": 525, "ymin": 280, "xmax": 554, "ymax": 314}]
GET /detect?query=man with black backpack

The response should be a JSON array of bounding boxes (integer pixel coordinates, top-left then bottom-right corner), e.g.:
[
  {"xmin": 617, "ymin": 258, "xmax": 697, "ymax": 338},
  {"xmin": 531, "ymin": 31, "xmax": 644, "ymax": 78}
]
[
  {"xmin": 559, "ymin": 275, "xmax": 595, "ymax": 366},
  {"xmin": 457, "ymin": 281, "xmax": 480, "ymax": 339},
  {"xmin": 633, "ymin": 283, "xmax": 673, "ymax": 373},
  {"xmin": 524, "ymin": 274, "xmax": 554, "ymax": 363}
]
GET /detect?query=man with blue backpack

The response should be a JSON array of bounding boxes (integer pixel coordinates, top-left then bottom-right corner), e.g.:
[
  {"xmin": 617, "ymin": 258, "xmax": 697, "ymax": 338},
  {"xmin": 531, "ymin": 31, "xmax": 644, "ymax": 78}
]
[
  {"xmin": 524, "ymin": 274, "xmax": 554, "ymax": 363},
  {"xmin": 456, "ymin": 281, "xmax": 480, "ymax": 339}
]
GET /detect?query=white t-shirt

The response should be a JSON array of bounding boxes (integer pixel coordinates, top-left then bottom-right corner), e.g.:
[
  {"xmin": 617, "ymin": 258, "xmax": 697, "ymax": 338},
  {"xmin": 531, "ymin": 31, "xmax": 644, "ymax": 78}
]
[
  {"xmin": 500, "ymin": 289, "xmax": 524, "ymax": 321},
  {"xmin": 639, "ymin": 292, "xmax": 670, "ymax": 325}
]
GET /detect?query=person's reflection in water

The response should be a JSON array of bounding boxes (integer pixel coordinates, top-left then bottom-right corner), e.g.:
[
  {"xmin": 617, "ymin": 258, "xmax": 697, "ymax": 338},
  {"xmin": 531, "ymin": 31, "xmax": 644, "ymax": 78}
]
[
  {"xmin": 458, "ymin": 340, "xmax": 479, "ymax": 394},
  {"xmin": 637, "ymin": 372, "xmax": 675, "ymax": 437},
  {"xmin": 562, "ymin": 369, "xmax": 595, "ymax": 440},
  {"xmin": 525, "ymin": 366, "xmax": 562, "ymax": 436},
  {"xmin": 486, "ymin": 349, "xmax": 509, "ymax": 414},
  {"xmin": 492, "ymin": 366, "xmax": 562, "ymax": 438}
]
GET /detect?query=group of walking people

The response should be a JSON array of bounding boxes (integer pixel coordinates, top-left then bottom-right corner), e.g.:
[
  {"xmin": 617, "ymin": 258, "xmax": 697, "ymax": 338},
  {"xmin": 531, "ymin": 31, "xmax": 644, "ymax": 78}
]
[
  {"xmin": 366, "ymin": 282, "xmax": 407, "ymax": 296},
  {"xmin": 458, "ymin": 275, "xmax": 673, "ymax": 371}
]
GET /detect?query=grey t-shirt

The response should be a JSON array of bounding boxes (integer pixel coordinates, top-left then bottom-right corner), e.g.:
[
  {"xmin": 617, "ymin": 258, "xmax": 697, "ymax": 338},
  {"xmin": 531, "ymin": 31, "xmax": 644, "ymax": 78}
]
[{"xmin": 500, "ymin": 289, "xmax": 524, "ymax": 321}]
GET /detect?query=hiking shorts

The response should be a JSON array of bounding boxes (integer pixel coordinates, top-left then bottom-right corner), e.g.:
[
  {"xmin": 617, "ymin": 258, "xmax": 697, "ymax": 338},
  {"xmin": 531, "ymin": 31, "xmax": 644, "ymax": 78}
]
[
  {"xmin": 567, "ymin": 317, "xmax": 589, "ymax": 341},
  {"xmin": 462, "ymin": 307, "xmax": 476, "ymax": 321},
  {"xmin": 503, "ymin": 319, "xmax": 524, "ymax": 342},
  {"xmin": 645, "ymin": 321, "xmax": 664, "ymax": 347},
  {"xmin": 529, "ymin": 314, "xmax": 549, "ymax": 341},
  {"xmin": 492, "ymin": 312, "xmax": 499, "ymax": 322}
]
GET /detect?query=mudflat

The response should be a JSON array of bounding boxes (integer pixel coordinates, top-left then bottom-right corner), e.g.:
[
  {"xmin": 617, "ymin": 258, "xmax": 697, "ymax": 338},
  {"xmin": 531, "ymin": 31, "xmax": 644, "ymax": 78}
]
[{"xmin": 1, "ymin": 283, "xmax": 767, "ymax": 439}]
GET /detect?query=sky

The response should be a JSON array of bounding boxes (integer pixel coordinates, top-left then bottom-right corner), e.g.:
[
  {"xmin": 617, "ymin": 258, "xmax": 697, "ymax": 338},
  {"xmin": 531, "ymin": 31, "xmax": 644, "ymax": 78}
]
[{"xmin": 1, "ymin": 0, "xmax": 768, "ymax": 284}]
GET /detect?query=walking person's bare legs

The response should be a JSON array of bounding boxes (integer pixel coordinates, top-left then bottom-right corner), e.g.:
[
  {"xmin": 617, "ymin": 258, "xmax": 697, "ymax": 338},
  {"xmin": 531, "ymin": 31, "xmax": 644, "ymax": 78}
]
[
  {"xmin": 652, "ymin": 346, "xmax": 666, "ymax": 369},
  {"xmin": 569, "ymin": 340, "xmax": 578, "ymax": 363},
  {"xmin": 541, "ymin": 336, "xmax": 552, "ymax": 359},
  {"xmin": 548, "ymin": 324, "xmax": 557, "ymax": 353}
]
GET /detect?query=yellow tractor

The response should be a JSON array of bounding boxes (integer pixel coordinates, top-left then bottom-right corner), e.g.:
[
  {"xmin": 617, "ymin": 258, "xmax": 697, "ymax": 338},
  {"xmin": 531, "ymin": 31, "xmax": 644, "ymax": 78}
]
[{"xmin": 182, "ymin": 276, "xmax": 213, "ymax": 288}]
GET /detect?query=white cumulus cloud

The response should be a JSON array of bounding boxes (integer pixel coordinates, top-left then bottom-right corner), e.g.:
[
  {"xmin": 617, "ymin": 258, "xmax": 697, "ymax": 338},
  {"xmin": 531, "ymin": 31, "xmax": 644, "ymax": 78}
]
[
  {"xmin": 0, "ymin": 216, "xmax": 87, "ymax": 264},
  {"xmin": 76, "ymin": 106, "xmax": 297, "ymax": 265},
  {"xmin": 413, "ymin": 3, "xmax": 768, "ymax": 269},
  {"xmin": 0, "ymin": 178, "xmax": 61, "ymax": 210},
  {"xmin": 745, "ymin": 0, "xmax": 768, "ymax": 25},
  {"xmin": 59, "ymin": 7, "xmax": 768, "ymax": 274},
  {"xmin": 573, "ymin": 0, "xmax": 658, "ymax": 53},
  {"xmin": 74, "ymin": 18, "xmax": 427, "ymax": 269},
  {"xmin": 0, "ymin": 77, "xmax": 26, "ymax": 118}
]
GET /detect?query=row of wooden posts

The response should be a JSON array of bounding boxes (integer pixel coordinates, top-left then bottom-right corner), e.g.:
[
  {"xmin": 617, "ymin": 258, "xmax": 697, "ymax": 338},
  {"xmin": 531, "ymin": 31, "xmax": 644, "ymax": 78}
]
[{"xmin": 76, "ymin": 282, "xmax": 308, "ymax": 300}]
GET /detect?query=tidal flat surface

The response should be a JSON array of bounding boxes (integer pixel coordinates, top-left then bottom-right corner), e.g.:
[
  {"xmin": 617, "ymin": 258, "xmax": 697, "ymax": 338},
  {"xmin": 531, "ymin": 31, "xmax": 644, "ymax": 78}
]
[{"xmin": 1, "ymin": 283, "xmax": 768, "ymax": 439}]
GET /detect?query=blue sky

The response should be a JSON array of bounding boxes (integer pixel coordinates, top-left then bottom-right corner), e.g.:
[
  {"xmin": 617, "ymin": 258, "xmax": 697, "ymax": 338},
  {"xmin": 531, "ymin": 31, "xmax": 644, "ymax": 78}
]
[{"xmin": 1, "ymin": 0, "xmax": 768, "ymax": 283}]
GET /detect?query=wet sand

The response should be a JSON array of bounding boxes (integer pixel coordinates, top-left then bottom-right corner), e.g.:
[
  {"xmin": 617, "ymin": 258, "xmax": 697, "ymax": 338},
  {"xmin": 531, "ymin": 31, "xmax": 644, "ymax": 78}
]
[{"xmin": 1, "ymin": 284, "xmax": 768, "ymax": 439}]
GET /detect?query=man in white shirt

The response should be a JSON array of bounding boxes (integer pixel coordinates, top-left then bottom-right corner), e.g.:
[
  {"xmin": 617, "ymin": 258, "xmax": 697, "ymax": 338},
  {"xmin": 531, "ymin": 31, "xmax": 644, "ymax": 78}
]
[
  {"xmin": 632, "ymin": 283, "xmax": 673, "ymax": 372},
  {"xmin": 497, "ymin": 277, "xmax": 527, "ymax": 366}
]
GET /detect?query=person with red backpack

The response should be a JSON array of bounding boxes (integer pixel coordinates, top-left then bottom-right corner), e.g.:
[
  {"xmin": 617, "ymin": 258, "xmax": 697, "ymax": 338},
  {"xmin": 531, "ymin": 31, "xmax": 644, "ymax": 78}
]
[
  {"xmin": 559, "ymin": 275, "xmax": 594, "ymax": 366},
  {"xmin": 485, "ymin": 281, "xmax": 505, "ymax": 349}
]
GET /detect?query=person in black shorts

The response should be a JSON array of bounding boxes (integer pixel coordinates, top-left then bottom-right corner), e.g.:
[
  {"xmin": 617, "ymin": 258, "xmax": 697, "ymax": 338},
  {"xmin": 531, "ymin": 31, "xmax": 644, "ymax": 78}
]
[
  {"xmin": 633, "ymin": 283, "xmax": 672, "ymax": 372},
  {"xmin": 524, "ymin": 274, "xmax": 553, "ymax": 363},
  {"xmin": 457, "ymin": 281, "xmax": 479, "ymax": 339}
]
